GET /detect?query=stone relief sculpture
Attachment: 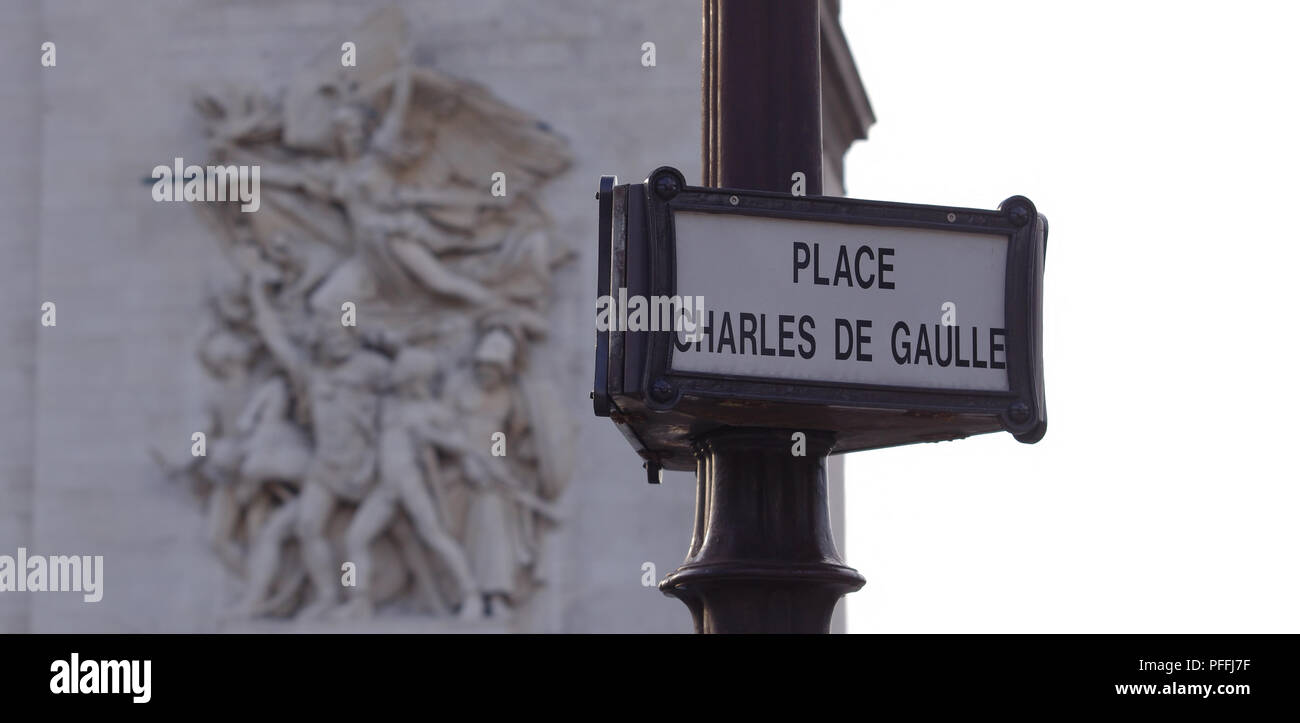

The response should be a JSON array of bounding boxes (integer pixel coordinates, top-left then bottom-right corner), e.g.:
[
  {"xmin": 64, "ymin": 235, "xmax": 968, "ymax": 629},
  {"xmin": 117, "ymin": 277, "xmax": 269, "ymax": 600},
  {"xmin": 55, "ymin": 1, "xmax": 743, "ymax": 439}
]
[{"xmin": 154, "ymin": 8, "xmax": 575, "ymax": 622}]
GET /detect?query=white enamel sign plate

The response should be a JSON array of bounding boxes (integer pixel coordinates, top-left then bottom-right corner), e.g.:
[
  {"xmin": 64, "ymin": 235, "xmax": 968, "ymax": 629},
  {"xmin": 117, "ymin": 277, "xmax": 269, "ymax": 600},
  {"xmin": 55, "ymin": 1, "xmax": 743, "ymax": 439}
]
[{"xmin": 672, "ymin": 211, "xmax": 1011, "ymax": 392}]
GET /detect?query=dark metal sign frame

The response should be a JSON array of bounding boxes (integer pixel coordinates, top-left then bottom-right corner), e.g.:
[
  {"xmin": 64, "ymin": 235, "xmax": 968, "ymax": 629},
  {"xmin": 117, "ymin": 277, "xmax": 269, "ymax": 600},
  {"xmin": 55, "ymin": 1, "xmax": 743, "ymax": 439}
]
[{"xmin": 595, "ymin": 167, "xmax": 1047, "ymax": 474}]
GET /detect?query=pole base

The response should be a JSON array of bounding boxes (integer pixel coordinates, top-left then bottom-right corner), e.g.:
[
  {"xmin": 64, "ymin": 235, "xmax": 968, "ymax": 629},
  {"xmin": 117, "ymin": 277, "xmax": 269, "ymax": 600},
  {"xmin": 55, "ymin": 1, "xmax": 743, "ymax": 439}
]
[{"xmin": 660, "ymin": 428, "xmax": 864, "ymax": 633}]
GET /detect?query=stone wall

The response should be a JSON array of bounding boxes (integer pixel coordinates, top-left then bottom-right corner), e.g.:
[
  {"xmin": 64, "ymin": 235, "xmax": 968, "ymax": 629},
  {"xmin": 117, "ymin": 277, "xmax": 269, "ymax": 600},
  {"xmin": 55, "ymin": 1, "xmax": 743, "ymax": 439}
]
[{"xmin": 0, "ymin": 0, "xmax": 863, "ymax": 633}]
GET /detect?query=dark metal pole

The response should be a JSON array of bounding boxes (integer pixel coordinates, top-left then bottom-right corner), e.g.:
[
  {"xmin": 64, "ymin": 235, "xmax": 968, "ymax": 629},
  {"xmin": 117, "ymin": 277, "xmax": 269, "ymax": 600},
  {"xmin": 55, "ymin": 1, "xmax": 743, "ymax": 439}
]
[
  {"xmin": 702, "ymin": 0, "xmax": 824, "ymax": 193},
  {"xmin": 660, "ymin": 0, "xmax": 864, "ymax": 633}
]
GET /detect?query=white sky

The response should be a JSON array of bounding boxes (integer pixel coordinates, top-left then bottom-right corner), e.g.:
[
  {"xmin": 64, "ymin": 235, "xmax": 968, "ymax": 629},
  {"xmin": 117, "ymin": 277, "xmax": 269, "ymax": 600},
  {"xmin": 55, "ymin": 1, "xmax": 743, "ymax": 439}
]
[{"xmin": 839, "ymin": 0, "xmax": 1300, "ymax": 632}]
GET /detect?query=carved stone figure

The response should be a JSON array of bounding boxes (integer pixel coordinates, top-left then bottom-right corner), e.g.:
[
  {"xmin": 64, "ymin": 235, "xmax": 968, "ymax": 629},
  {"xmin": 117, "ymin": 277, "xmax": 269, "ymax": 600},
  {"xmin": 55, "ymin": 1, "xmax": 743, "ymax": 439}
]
[
  {"xmin": 339, "ymin": 347, "xmax": 481, "ymax": 620},
  {"xmin": 453, "ymin": 328, "xmax": 561, "ymax": 617},
  {"xmin": 158, "ymin": 8, "xmax": 575, "ymax": 623}
]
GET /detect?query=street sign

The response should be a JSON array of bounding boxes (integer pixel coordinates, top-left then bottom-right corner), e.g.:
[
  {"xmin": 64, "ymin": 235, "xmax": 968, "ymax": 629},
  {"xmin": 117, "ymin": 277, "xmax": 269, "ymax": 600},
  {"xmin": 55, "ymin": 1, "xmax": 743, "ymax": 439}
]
[{"xmin": 595, "ymin": 167, "xmax": 1047, "ymax": 474}]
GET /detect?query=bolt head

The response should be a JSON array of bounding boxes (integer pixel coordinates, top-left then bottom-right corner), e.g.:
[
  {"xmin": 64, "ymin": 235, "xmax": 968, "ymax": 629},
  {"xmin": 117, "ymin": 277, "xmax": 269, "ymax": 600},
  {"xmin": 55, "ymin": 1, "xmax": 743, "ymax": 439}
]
[
  {"xmin": 654, "ymin": 174, "xmax": 680, "ymax": 200},
  {"xmin": 1008, "ymin": 206, "xmax": 1031, "ymax": 227},
  {"xmin": 1008, "ymin": 401, "xmax": 1031, "ymax": 424},
  {"xmin": 649, "ymin": 377, "xmax": 675, "ymax": 403}
]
